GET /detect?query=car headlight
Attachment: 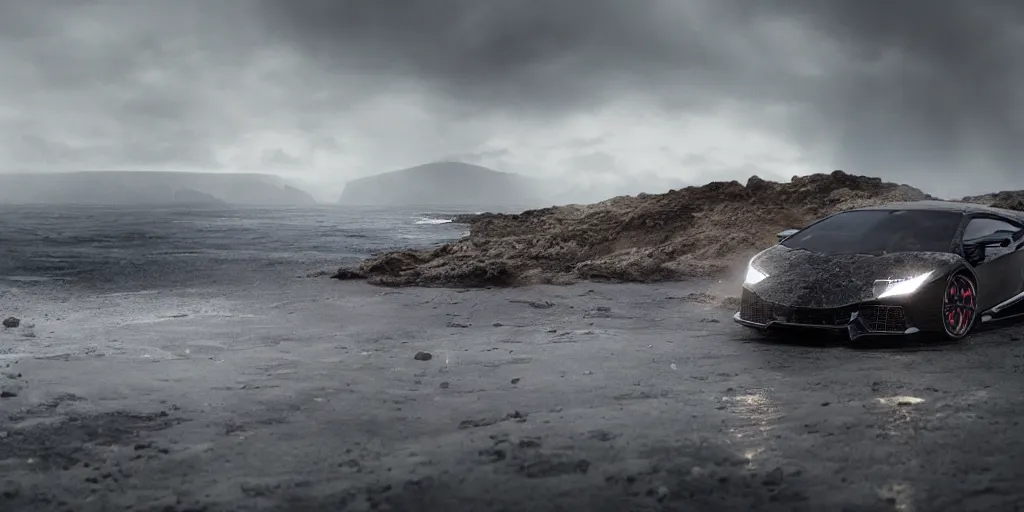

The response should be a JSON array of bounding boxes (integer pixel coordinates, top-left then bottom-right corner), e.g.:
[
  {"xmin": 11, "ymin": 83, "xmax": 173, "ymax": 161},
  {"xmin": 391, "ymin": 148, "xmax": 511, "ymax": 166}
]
[
  {"xmin": 744, "ymin": 261, "xmax": 767, "ymax": 285},
  {"xmin": 875, "ymin": 271, "xmax": 934, "ymax": 298}
]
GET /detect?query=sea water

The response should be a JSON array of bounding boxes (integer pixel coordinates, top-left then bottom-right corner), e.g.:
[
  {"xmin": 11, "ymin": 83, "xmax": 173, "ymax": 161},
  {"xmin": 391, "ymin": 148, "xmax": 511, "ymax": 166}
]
[{"xmin": 0, "ymin": 204, "xmax": 508, "ymax": 294}]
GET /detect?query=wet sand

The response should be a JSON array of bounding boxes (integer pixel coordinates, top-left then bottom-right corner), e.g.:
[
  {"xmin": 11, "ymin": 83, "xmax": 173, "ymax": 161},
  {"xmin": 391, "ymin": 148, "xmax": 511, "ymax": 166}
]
[{"xmin": 2, "ymin": 277, "xmax": 1024, "ymax": 511}]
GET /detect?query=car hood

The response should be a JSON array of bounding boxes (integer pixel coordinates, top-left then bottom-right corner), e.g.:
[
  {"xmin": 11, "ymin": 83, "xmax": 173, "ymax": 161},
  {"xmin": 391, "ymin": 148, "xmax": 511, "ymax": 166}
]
[{"xmin": 747, "ymin": 244, "xmax": 965, "ymax": 308}]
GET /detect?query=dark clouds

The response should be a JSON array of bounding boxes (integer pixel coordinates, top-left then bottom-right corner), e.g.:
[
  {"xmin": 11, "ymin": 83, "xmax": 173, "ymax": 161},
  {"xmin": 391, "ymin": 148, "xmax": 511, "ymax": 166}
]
[
  {"xmin": 1, "ymin": 1, "xmax": 1023, "ymax": 196},
  {"xmin": 752, "ymin": 0, "xmax": 1024, "ymax": 183},
  {"xmin": 257, "ymin": 0, "xmax": 1024, "ymax": 191},
  {"xmin": 1, "ymin": 2, "xmax": 243, "ymax": 169},
  {"xmin": 256, "ymin": 0, "xmax": 760, "ymax": 112}
]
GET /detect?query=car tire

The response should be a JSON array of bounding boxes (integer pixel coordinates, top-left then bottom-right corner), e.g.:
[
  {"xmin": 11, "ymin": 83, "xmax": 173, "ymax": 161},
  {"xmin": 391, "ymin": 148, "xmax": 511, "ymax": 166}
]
[{"xmin": 941, "ymin": 272, "xmax": 978, "ymax": 341}]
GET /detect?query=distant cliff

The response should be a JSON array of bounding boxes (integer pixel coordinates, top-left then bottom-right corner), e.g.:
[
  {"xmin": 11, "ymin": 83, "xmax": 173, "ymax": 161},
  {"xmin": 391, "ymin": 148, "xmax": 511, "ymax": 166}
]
[
  {"xmin": 0, "ymin": 171, "xmax": 318, "ymax": 206},
  {"xmin": 337, "ymin": 162, "xmax": 551, "ymax": 207}
]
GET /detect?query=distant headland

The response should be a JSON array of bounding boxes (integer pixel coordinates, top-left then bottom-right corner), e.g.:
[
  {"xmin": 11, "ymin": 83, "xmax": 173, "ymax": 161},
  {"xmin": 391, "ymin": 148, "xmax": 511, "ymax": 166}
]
[
  {"xmin": 0, "ymin": 171, "xmax": 317, "ymax": 206},
  {"xmin": 337, "ymin": 162, "xmax": 552, "ymax": 207}
]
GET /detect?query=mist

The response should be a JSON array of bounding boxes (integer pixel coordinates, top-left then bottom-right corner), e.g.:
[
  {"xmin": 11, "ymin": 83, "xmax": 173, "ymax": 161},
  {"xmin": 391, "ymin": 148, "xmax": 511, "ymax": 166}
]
[{"xmin": 2, "ymin": 1, "xmax": 1023, "ymax": 200}]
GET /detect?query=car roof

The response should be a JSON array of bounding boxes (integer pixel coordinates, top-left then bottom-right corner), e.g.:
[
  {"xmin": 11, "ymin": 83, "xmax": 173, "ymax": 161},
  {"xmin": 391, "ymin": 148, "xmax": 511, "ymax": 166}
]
[{"xmin": 850, "ymin": 200, "xmax": 1024, "ymax": 220}]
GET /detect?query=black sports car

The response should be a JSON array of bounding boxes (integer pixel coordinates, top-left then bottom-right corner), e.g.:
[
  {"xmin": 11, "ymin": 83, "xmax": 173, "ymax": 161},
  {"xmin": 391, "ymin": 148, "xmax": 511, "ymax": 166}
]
[{"xmin": 734, "ymin": 200, "xmax": 1024, "ymax": 341}]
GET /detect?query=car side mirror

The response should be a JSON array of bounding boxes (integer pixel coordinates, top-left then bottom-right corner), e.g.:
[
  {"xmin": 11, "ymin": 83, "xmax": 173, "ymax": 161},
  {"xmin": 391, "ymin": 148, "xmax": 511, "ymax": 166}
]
[
  {"xmin": 776, "ymin": 228, "xmax": 799, "ymax": 242},
  {"xmin": 963, "ymin": 234, "xmax": 1012, "ymax": 266}
]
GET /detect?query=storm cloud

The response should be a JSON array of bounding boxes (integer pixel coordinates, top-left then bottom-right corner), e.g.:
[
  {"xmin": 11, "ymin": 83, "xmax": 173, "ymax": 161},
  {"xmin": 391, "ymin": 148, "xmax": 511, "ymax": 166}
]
[{"xmin": 1, "ymin": 0, "xmax": 1023, "ymax": 198}]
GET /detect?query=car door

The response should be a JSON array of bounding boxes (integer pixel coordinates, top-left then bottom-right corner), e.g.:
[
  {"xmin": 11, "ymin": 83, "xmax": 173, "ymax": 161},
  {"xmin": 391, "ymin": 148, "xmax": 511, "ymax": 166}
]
[{"xmin": 959, "ymin": 215, "xmax": 1024, "ymax": 310}]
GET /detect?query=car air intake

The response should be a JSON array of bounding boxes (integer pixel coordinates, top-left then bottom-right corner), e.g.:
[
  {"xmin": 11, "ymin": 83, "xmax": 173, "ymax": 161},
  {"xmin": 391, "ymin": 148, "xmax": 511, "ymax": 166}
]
[
  {"xmin": 857, "ymin": 305, "xmax": 907, "ymax": 333},
  {"xmin": 789, "ymin": 307, "xmax": 856, "ymax": 326},
  {"xmin": 740, "ymin": 290, "xmax": 857, "ymax": 326},
  {"xmin": 739, "ymin": 290, "xmax": 775, "ymax": 324}
]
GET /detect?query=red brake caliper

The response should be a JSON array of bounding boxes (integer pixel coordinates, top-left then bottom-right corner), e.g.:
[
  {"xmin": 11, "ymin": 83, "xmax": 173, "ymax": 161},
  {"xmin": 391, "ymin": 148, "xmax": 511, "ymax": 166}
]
[
  {"xmin": 948, "ymin": 286, "xmax": 957, "ymax": 327},
  {"xmin": 962, "ymin": 287, "xmax": 973, "ymax": 326}
]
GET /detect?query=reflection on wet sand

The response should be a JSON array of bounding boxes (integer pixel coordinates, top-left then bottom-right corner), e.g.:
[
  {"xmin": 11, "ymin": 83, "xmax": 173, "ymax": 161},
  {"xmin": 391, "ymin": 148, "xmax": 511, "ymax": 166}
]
[{"xmin": 722, "ymin": 387, "xmax": 780, "ymax": 467}]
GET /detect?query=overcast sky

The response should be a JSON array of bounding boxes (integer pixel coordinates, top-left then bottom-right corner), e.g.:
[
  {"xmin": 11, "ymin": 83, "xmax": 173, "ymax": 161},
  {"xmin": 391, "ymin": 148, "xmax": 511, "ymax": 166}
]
[{"xmin": 1, "ymin": 0, "xmax": 1022, "ymax": 199}]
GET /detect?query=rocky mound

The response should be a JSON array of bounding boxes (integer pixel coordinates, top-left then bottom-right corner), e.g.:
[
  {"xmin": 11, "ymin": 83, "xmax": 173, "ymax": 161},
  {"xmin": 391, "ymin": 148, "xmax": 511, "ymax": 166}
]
[
  {"xmin": 961, "ymin": 191, "xmax": 1024, "ymax": 211},
  {"xmin": 332, "ymin": 170, "xmax": 1015, "ymax": 288}
]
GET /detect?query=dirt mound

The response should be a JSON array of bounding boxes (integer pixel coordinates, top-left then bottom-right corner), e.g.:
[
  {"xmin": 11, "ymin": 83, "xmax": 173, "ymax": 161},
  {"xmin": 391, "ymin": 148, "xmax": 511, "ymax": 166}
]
[{"xmin": 333, "ymin": 170, "xmax": 1015, "ymax": 287}]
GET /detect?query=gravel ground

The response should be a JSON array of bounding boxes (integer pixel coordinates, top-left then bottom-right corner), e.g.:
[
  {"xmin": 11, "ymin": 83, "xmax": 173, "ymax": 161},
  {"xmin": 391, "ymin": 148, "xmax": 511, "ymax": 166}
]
[{"xmin": 2, "ymin": 277, "xmax": 1024, "ymax": 511}]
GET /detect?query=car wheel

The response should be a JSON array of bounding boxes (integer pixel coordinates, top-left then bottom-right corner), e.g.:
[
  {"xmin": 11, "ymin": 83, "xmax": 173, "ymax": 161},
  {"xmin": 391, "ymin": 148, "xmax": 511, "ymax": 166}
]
[{"xmin": 941, "ymin": 272, "xmax": 977, "ymax": 340}]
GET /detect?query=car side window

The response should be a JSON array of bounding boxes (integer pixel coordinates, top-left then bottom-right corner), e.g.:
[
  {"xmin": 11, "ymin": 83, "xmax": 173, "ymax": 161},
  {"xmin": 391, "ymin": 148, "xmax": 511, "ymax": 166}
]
[{"xmin": 963, "ymin": 217, "xmax": 1021, "ymax": 241}]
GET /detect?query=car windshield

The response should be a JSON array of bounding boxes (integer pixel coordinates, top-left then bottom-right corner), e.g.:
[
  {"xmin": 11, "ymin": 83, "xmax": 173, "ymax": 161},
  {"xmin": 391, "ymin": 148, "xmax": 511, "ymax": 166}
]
[{"xmin": 781, "ymin": 209, "xmax": 963, "ymax": 255}]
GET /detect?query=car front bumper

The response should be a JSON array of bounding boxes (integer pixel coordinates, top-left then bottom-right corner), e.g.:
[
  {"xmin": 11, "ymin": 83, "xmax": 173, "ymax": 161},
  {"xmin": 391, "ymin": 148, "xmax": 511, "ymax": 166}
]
[{"xmin": 733, "ymin": 289, "xmax": 922, "ymax": 340}]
